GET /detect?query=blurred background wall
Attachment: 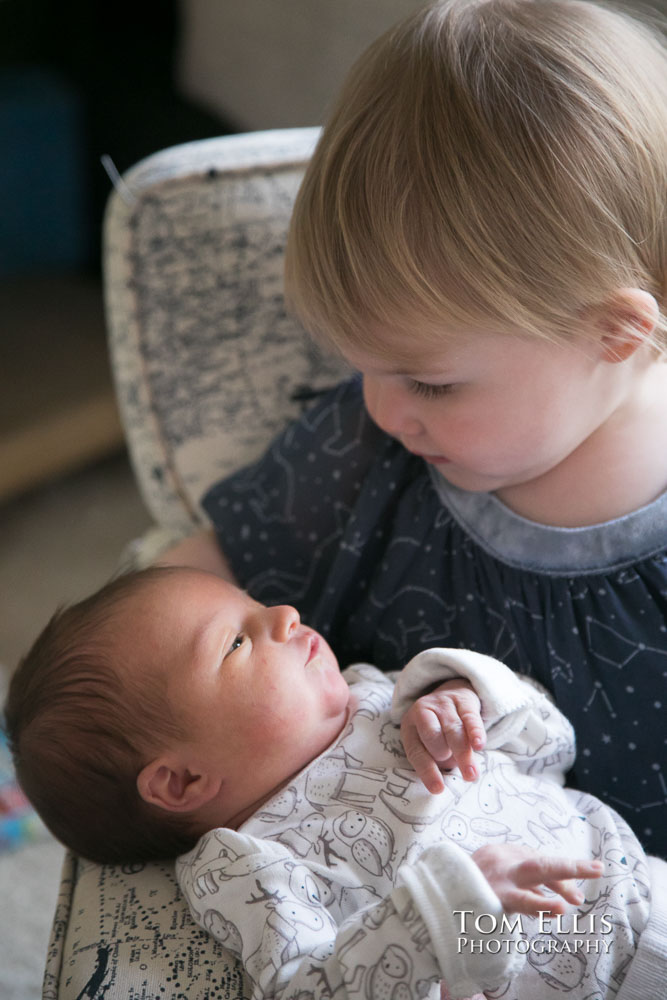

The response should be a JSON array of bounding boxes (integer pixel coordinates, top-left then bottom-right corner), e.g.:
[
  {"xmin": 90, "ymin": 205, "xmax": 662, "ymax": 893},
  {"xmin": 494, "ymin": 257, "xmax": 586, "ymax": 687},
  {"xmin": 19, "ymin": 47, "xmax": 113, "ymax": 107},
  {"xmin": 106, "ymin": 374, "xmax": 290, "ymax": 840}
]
[
  {"xmin": 0, "ymin": 0, "xmax": 424, "ymax": 507},
  {"xmin": 177, "ymin": 0, "xmax": 425, "ymax": 129},
  {"xmin": 0, "ymin": 0, "xmax": 225, "ymax": 505}
]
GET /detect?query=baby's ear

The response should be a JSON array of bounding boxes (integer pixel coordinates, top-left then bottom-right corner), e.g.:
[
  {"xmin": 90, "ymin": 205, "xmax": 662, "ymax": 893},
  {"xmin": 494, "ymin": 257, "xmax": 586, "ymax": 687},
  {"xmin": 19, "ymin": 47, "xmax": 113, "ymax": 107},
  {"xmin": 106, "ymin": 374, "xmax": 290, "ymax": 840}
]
[
  {"xmin": 137, "ymin": 757, "xmax": 222, "ymax": 813},
  {"xmin": 593, "ymin": 288, "xmax": 659, "ymax": 362}
]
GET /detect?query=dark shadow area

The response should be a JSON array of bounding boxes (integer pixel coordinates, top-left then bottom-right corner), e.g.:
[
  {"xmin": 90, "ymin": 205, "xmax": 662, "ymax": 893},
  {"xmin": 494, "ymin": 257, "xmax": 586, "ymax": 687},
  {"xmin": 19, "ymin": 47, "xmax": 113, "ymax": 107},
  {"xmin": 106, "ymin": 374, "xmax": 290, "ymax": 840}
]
[
  {"xmin": 0, "ymin": 0, "xmax": 235, "ymax": 273},
  {"xmin": 0, "ymin": 0, "xmax": 238, "ymax": 500}
]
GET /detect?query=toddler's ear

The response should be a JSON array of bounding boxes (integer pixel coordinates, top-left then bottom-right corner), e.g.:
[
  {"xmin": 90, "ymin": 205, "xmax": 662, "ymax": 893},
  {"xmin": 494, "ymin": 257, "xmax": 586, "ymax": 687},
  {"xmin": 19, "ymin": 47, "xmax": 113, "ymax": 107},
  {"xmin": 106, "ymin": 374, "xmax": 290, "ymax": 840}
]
[
  {"xmin": 594, "ymin": 288, "xmax": 660, "ymax": 362},
  {"xmin": 137, "ymin": 757, "xmax": 222, "ymax": 813}
]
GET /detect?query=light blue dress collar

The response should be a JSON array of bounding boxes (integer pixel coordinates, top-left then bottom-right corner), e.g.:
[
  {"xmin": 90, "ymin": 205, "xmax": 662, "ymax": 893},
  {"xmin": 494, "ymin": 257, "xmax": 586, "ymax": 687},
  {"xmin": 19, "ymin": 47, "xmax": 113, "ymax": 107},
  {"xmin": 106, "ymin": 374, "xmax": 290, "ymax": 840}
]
[{"xmin": 429, "ymin": 468, "xmax": 667, "ymax": 573}]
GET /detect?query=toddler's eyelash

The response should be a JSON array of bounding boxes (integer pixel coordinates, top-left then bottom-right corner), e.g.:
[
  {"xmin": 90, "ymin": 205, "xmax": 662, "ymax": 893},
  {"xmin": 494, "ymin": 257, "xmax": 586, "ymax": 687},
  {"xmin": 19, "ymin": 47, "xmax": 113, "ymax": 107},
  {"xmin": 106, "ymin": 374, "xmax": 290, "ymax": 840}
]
[{"xmin": 407, "ymin": 380, "xmax": 454, "ymax": 399}]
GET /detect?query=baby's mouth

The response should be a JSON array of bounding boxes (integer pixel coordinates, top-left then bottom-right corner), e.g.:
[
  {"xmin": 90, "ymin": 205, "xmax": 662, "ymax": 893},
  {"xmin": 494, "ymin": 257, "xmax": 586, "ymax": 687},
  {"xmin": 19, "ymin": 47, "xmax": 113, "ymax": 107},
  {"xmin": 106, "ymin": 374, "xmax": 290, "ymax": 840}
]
[{"xmin": 305, "ymin": 634, "xmax": 320, "ymax": 665}]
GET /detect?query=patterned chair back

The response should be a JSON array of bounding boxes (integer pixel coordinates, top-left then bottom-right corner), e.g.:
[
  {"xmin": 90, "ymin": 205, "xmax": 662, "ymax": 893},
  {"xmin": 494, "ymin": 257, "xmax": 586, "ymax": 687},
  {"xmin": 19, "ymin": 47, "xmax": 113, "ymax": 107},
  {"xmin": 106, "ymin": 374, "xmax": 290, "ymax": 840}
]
[{"xmin": 105, "ymin": 127, "xmax": 347, "ymax": 531}]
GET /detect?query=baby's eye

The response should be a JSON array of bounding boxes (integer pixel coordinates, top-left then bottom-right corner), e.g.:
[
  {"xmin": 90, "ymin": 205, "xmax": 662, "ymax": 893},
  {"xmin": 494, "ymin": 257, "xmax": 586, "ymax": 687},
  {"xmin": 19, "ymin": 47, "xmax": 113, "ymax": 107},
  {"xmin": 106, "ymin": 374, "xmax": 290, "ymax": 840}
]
[
  {"xmin": 225, "ymin": 633, "xmax": 245, "ymax": 657},
  {"xmin": 407, "ymin": 379, "xmax": 455, "ymax": 400}
]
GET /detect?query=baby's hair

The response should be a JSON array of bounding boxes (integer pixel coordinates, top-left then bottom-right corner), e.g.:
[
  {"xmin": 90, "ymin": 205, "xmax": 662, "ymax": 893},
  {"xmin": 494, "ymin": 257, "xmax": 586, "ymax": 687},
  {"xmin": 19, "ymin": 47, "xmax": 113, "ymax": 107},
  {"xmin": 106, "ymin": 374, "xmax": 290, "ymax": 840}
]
[
  {"xmin": 4, "ymin": 567, "xmax": 201, "ymax": 863},
  {"xmin": 286, "ymin": 0, "xmax": 667, "ymax": 357}
]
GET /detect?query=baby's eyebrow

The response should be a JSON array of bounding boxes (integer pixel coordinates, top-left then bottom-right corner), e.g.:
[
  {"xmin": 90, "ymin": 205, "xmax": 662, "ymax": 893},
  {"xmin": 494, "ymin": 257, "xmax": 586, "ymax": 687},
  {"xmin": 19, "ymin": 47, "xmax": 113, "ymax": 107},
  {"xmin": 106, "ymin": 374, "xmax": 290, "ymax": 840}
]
[{"xmin": 193, "ymin": 613, "xmax": 230, "ymax": 669}]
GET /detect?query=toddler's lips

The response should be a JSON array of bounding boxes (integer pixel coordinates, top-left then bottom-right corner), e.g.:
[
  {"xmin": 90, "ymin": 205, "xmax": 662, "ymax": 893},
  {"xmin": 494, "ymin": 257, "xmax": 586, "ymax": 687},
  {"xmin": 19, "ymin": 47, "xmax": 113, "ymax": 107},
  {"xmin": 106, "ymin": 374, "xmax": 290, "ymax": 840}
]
[{"xmin": 408, "ymin": 449, "xmax": 451, "ymax": 465}]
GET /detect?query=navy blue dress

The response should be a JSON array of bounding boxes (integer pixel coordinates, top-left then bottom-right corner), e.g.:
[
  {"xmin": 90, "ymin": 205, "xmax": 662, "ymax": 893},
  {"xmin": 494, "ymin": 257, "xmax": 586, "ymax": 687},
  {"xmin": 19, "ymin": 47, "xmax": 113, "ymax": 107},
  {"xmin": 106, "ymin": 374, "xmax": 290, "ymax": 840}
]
[{"xmin": 204, "ymin": 378, "xmax": 667, "ymax": 855}]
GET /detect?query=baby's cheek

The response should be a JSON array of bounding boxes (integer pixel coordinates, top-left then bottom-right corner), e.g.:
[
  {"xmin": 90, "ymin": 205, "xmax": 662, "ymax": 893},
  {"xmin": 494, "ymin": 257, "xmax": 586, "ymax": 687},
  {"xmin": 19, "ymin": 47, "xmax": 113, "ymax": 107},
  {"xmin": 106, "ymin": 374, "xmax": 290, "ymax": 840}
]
[{"xmin": 251, "ymin": 698, "xmax": 305, "ymax": 739}]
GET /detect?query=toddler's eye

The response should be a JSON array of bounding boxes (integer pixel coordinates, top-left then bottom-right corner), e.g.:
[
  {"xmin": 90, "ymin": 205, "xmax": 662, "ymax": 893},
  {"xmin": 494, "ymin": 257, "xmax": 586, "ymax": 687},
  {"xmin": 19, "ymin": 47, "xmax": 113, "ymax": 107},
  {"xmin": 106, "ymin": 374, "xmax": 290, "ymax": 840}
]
[
  {"xmin": 407, "ymin": 379, "xmax": 455, "ymax": 400},
  {"xmin": 226, "ymin": 633, "xmax": 245, "ymax": 657}
]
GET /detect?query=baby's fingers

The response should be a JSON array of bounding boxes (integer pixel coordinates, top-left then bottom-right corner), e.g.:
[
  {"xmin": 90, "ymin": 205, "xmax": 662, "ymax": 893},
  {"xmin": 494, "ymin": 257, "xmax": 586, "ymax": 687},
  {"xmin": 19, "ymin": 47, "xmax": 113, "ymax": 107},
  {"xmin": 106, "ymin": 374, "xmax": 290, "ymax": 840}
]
[
  {"xmin": 513, "ymin": 857, "xmax": 603, "ymax": 911},
  {"xmin": 401, "ymin": 682, "xmax": 486, "ymax": 790},
  {"xmin": 412, "ymin": 705, "xmax": 456, "ymax": 764},
  {"xmin": 500, "ymin": 887, "xmax": 567, "ymax": 917},
  {"xmin": 515, "ymin": 856, "xmax": 603, "ymax": 890},
  {"xmin": 543, "ymin": 859, "xmax": 604, "ymax": 905},
  {"xmin": 409, "ymin": 702, "xmax": 478, "ymax": 781},
  {"xmin": 401, "ymin": 725, "xmax": 446, "ymax": 794},
  {"xmin": 430, "ymin": 701, "xmax": 485, "ymax": 780}
]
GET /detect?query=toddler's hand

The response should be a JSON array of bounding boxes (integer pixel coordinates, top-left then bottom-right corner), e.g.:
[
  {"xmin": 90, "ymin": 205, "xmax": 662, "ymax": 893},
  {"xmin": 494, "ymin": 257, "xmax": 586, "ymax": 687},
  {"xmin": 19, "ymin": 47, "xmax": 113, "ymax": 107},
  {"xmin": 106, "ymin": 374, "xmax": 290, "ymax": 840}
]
[
  {"xmin": 472, "ymin": 844, "xmax": 604, "ymax": 916},
  {"xmin": 401, "ymin": 679, "xmax": 486, "ymax": 793}
]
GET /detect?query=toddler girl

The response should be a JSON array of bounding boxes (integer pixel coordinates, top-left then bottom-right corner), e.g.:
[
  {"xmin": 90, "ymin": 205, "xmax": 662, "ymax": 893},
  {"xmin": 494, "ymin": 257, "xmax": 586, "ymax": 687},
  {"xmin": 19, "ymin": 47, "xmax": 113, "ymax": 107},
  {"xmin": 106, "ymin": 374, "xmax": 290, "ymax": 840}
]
[{"xmin": 170, "ymin": 0, "xmax": 667, "ymax": 855}]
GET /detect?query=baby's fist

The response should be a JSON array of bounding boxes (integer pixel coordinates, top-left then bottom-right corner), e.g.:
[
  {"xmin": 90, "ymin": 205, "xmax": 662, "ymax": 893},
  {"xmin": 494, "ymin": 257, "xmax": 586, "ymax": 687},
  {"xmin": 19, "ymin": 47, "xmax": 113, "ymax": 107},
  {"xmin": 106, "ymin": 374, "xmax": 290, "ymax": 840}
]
[{"xmin": 401, "ymin": 679, "xmax": 486, "ymax": 793}]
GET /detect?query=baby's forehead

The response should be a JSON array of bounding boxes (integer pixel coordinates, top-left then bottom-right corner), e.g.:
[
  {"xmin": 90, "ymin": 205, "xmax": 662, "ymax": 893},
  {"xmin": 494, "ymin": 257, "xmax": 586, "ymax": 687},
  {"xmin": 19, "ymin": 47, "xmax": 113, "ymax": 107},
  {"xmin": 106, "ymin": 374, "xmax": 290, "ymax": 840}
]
[
  {"xmin": 98, "ymin": 575, "xmax": 176, "ymax": 656},
  {"xmin": 108, "ymin": 567, "xmax": 246, "ymax": 655},
  {"xmin": 118, "ymin": 566, "xmax": 203, "ymax": 611}
]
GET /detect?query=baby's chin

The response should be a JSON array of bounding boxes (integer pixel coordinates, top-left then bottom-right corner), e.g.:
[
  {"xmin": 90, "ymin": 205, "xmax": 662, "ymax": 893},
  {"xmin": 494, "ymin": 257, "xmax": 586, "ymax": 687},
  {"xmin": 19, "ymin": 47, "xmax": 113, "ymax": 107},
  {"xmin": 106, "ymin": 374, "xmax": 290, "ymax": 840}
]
[{"xmin": 321, "ymin": 665, "xmax": 352, "ymax": 723}]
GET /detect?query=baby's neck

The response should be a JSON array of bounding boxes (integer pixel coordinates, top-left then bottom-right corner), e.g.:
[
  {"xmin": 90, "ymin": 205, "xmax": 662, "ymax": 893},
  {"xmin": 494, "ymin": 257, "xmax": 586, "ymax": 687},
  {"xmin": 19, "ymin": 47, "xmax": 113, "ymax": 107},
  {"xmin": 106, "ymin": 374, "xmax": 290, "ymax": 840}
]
[
  {"xmin": 192, "ymin": 776, "xmax": 298, "ymax": 835},
  {"xmin": 496, "ymin": 361, "xmax": 667, "ymax": 527}
]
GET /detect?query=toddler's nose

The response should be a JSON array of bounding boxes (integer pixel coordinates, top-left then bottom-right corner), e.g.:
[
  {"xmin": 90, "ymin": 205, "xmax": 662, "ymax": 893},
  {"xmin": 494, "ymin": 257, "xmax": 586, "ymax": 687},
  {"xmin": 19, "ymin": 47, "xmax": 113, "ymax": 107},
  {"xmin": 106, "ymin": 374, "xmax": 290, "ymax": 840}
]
[{"xmin": 269, "ymin": 605, "xmax": 300, "ymax": 642}]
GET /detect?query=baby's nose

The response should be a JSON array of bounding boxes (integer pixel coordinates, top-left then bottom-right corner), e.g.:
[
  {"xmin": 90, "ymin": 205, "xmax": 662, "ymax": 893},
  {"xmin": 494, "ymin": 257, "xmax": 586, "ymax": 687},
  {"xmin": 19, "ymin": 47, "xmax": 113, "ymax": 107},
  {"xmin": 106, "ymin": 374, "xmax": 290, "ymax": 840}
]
[{"xmin": 270, "ymin": 605, "xmax": 300, "ymax": 642}]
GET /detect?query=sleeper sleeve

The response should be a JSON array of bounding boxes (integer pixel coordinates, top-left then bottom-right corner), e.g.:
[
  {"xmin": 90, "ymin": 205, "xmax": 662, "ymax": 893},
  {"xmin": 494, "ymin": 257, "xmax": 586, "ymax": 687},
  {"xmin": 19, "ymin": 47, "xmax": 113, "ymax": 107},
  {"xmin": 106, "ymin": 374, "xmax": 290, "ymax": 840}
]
[{"xmin": 176, "ymin": 829, "xmax": 524, "ymax": 1000}]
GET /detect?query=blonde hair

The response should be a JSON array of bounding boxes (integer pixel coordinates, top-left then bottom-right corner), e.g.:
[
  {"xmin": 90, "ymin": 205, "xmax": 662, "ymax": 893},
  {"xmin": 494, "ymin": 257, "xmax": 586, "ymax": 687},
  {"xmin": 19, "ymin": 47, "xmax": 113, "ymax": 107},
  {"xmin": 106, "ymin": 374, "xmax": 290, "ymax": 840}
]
[{"xmin": 285, "ymin": 0, "xmax": 667, "ymax": 357}]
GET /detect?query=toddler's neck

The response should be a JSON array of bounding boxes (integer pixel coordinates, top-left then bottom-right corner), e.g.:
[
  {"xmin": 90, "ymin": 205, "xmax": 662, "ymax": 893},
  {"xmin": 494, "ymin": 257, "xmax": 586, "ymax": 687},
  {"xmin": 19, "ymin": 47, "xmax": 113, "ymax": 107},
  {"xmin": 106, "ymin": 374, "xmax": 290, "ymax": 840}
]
[{"xmin": 496, "ymin": 361, "xmax": 667, "ymax": 527}]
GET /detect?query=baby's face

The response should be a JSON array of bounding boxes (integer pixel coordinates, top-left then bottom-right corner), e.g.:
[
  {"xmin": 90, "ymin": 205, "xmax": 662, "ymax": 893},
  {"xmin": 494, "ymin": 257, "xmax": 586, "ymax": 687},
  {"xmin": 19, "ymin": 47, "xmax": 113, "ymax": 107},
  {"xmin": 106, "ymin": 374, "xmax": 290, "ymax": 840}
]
[{"xmin": 120, "ymin": 569, "xmax": 350, "ymax": 823}]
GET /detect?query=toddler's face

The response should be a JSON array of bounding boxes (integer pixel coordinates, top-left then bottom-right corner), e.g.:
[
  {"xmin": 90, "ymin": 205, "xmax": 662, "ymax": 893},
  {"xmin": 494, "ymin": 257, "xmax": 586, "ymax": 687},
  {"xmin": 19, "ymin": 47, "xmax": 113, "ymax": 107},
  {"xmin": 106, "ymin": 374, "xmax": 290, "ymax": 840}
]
[
  {"xmin": 346, "ymin": 326, "xmax": 622, "ymax": 500},
  {"xmin": 120, "ymin": 570, "xmax": 349, "ymax": 822}
]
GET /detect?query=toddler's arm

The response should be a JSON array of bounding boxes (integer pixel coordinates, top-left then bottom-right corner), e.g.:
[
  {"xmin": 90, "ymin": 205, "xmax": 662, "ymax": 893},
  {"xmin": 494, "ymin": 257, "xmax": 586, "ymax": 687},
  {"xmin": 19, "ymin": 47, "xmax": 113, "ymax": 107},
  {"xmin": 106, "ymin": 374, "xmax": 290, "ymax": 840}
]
[{"xmin": 154, "ymin": 528, "xmax": 237, "ymax": 580}]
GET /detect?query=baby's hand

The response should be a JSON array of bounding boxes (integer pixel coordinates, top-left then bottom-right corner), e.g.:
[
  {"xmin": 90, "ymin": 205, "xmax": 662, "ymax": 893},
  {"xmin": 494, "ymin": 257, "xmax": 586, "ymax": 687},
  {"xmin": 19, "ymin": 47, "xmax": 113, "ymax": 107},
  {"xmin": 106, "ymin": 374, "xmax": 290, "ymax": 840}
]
[
  {"xmin": 472, "ymin": 845, "xmax": 604, "ymax": 916},
  {"xmin": 400, "ymin": 679, "xmax": 486, "ymax": 793}
]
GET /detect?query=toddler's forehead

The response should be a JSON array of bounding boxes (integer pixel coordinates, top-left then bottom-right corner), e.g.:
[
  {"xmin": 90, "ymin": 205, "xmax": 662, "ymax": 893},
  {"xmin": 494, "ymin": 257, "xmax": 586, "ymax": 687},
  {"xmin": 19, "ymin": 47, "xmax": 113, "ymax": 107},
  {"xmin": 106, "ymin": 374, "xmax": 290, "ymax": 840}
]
[{"xmin": 342, "ymin": 321, "xmax": 489, "ymax": 372}]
